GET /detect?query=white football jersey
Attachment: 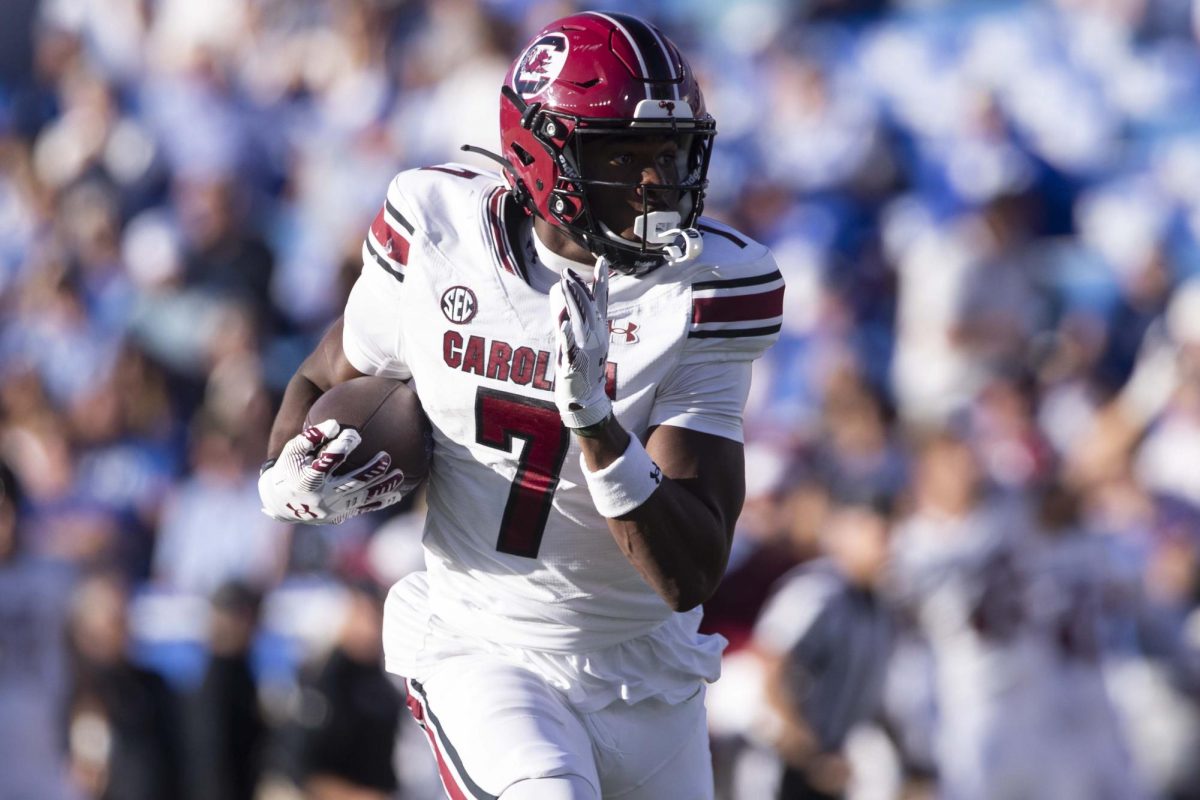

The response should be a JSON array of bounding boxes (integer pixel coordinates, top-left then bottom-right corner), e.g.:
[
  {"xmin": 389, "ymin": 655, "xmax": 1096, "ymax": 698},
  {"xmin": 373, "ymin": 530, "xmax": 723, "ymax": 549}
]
[{"xmin": 343, "ymin": 164, "xmax": 782, "ymax": 659}]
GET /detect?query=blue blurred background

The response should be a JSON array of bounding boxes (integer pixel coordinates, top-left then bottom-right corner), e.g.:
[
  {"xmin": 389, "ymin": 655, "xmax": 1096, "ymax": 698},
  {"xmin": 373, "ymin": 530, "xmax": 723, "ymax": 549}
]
[{"xmin": 5, "ymin": 0, "xmax": 1200, "ymax": 798}]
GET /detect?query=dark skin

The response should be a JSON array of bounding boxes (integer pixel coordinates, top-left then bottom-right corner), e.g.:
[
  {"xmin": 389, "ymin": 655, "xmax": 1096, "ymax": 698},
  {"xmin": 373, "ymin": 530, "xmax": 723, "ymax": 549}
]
[
  {"xmin": 268, "ymin": 136, "xmax": 743, "ymax": 613},
  {"xmin": 533, "ymin": 135, "xmax": 683, "ymax": 262}
]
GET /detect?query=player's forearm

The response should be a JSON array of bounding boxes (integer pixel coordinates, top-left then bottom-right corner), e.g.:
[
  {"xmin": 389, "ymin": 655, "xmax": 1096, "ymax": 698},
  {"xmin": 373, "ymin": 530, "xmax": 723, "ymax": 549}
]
[
  {"xmin": 267, "ymin": 317, "xmax": 364, "ymax": 458},
  {"xmin": 578, "ymin": 419, "xmax": 731, "ymax": 611},
  {"xmin": 267, "ymin": 371, "xmax": 326, "ymax": 458},
  {"xmin": 606, "ymin": 484, "xmax": 731, "ymax": 611}
]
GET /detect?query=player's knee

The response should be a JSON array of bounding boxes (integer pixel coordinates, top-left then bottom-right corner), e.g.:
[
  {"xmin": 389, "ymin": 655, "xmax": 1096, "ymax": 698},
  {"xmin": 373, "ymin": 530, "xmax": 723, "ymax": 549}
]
[{"xmin": 499, "ymin": 773, "xmax": 599, "ymax": 800}]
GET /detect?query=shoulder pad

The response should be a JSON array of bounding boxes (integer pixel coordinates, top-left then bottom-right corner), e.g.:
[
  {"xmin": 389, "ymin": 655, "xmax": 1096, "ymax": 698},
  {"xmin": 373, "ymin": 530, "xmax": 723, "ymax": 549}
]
[
  {"xmin": 695, "ymin": 217, "xmax": 767, "ymax": 263},
  {"xmin": 682, "ymin": 222, "xmax": 783, "ymax": 359},
  {"xmin": 362, "ymin": 163, "xmax": 504, "ymax": 284},
  {"xmin": 389, "ymin": 163, "xmax": 504, "ymax": 237}
]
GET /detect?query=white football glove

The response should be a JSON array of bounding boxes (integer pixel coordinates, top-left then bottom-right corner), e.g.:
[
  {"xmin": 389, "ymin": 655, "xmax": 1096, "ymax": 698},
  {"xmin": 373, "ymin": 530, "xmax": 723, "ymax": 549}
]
[
  {"xmin": 258, "ymin": 419, "xmax": 409, "ymax": 524},
  {"xmin": 549, "ymin": 258, "xmax": 612, "ymax": 431}
]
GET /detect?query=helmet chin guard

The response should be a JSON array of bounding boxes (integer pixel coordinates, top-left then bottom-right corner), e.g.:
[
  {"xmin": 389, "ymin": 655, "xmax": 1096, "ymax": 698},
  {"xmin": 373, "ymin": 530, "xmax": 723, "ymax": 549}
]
[
  {"xmin": 631, "ymin": 210, "xmax": 683, "ymax": 243},
  {"xmin": 486, "ymin": 11, "xmax": 717, "ymax": 276},
  {"xmin": 659, "ymin": 227, "xmax": 705, "ymax": 266},
  {"xmin": 604, "ymin": 211, "xmax": 704, "ymax": 271}
]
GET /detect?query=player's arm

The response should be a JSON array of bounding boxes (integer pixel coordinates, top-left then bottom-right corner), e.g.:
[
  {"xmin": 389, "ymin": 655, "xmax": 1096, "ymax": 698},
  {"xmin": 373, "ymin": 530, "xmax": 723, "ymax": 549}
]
[
  {"xmin": 549, "ymin": 258, "xmax": 779, "ymax": 611},
  {"xmin": 259, "ymin": 173, "xmax": 415, "ymax": 524},
  {"xmin": 577, "ymin": 420, "xmax": 741, "ymax": 612},
  {"xmin": 270, "ymin": 168, "xmax": 419, "ymax": 459},
  {"xmin": 267, "ymin": 317, "xmax": 365, "ymax": 459},
  {"xmin": 548, "ymin": 265, "xmax": 736, "ymax": 609},
  {"xmin": 259, "ymin": 315, "xmax": 408, "ymax": 525}
]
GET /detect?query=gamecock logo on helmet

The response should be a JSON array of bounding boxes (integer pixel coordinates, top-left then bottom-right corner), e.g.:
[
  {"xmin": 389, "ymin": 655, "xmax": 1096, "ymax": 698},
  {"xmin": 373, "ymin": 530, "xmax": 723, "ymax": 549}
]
[{"xmin": 514, "ymin": 34, "xmax": 569, "ymax": 99}]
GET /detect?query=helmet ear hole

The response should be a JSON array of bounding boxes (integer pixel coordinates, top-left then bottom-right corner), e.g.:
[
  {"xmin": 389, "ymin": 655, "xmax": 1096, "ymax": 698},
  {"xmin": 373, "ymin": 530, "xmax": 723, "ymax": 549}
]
[{"xmin": 511, "ymin": 144, "xmax": 535, "ymax": 167}]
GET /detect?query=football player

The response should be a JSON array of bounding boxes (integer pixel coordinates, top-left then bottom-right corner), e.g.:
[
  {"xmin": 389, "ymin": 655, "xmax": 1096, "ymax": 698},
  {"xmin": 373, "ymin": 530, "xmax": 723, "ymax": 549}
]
[{"xmin": 258, "ymin": 11, "xmax": 783, "ymax": 799}]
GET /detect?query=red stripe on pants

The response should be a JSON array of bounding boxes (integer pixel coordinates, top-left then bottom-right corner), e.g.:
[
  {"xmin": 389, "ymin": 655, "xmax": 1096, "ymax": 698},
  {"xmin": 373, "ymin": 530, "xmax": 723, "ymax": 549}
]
[{"xmin": 406, "ymin": 682, "xmax": 471, "ymax": 800}]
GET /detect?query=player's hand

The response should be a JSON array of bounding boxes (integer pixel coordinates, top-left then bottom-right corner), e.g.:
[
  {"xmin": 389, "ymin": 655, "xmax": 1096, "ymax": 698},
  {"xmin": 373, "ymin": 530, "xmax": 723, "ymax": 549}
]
[
  {"xmin": 549, "ymin": 257, "xmax": 611, "ymax": 431},
  {"xmin": 258, "ymin": 419, "xmax": 410, "ymax": 524}
]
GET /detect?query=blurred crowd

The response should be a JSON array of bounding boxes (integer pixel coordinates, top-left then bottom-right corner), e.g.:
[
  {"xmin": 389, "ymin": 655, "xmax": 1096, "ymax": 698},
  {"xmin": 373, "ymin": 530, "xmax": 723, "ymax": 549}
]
[{"xmin": 5, "ymin": 0, "xmax": 1200, "ymax": 798}]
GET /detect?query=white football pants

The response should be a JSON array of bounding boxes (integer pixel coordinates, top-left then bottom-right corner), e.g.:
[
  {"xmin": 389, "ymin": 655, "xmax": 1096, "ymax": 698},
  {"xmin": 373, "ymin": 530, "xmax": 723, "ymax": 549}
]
[{"xmin": 403, "ymin": 653, "xmax": 714, "ymax": 799}]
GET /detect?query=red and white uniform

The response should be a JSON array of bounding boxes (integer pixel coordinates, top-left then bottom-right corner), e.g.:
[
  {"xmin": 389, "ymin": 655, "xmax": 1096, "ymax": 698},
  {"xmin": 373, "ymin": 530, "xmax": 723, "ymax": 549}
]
[{"xmin": 343, "ymin": 165, "xmax": 780, "ymax": 797}]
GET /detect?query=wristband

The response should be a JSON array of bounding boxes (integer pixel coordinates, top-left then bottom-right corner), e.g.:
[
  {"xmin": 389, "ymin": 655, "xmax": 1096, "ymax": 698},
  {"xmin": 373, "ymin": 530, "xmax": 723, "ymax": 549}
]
[
  {"xmin": 260, "ymin": 458, "xmax": 278, "ymax": 476},
  {"xmin": 580, "ymin": 435, "xmax": 664, "ymax": 518}
]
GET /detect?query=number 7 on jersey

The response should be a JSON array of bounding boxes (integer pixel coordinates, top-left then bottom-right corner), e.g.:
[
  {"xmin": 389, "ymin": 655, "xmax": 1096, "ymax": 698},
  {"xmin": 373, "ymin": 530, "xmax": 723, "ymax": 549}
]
[{"xmin": 474, "ymin": 388, "xmax": 570, "ymax": 558}]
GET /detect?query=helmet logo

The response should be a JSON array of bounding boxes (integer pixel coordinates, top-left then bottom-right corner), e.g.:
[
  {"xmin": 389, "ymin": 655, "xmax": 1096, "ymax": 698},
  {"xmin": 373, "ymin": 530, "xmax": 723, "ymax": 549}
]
[
  {"xmin": 658, "ymin": 100, "xmax": 676, "ymax": 115},
  {"xmin": 441, "ymin": 286, "xmax": 478, "ymax": 324},
  {"xmin": 514, "ymin": 34, "xmax": 569, "ymax": 99}
]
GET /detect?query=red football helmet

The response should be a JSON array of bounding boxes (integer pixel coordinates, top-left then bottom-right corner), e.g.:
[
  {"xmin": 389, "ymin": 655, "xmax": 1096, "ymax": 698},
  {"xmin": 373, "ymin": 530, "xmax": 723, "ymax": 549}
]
[{"xmin": 493, "ymin": 11, "xmax": 716, "ymax": 274}]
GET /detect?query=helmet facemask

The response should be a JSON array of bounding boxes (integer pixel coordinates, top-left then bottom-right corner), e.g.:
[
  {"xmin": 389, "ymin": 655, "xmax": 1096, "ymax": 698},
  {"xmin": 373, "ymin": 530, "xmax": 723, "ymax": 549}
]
[
  {"xmin": 497, "ymin": 86, "xmax": 716, "ymax": 276},
  {"xmin": 549, "ymin": 122, "xmax": 715, "ymax": 275}
]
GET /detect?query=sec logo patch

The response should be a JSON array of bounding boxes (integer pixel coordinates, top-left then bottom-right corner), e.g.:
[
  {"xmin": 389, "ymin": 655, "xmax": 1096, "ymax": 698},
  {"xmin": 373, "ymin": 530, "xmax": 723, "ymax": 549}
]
[{"xmin": 441, "ymin": 286, "xmax": 478, "ymax": 324}]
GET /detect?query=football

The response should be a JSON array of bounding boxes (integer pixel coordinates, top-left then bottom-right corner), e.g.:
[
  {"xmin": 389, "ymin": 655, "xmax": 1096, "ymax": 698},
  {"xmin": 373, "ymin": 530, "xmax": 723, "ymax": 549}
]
[{"xmin": 305, "ymin": 376, "xmax": 432, "ymax": 480}]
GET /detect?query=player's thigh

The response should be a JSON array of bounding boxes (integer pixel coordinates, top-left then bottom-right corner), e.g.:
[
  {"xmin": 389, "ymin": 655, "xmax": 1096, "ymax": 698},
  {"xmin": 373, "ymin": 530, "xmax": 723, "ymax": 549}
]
[
  {"xmin": 588, "ymin": 684, "xmax": 714, "ymax": 800},
  {"xmin": 406, "ymin": 655, "xmax": 601, "ymax": 799}
]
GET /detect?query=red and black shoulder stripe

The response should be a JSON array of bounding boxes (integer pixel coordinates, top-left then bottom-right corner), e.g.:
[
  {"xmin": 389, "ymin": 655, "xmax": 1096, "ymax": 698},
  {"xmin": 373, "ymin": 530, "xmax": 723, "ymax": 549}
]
[
  {"xmin": 689, "ymin": 266, "xmax": 785, "ymax": 341},
  {"xmin": 363, "ymin": 195, "xmax": 416, "ymax": 283}
]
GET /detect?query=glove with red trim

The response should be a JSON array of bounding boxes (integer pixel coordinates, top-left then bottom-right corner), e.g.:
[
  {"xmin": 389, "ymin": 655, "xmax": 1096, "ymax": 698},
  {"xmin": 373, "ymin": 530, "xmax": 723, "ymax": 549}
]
[
  {"xmin": 549, "ymin": 257, "xmax": 611, "ymax": 432},
  {"xmin": 258, "ymin": 419, "xmax": 408, "ymax": 524}
]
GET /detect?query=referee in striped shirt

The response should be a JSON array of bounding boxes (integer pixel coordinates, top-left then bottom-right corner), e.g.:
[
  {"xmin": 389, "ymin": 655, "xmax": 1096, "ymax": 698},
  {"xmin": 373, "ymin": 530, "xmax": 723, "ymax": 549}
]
[{"xmin": 753, "ymin": 495, "xmax": 896, "ymax": 800}]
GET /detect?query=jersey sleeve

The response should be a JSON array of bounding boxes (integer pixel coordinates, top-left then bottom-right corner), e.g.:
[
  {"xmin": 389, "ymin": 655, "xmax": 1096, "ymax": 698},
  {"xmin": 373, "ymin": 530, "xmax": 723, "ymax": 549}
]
[
  {"xmin": 648, "ymin": 245, "xmax": 784, "ymax": 441},
  {"xmin": 648, "ymin": 358, "xmax": 753, "ymax": 441},
  {"xmin": 685, "ymin": 246, "xmax": 784, "ymax": 359},
  {"xmin": 342, "ymin": 175, "xmax": 420, "ymax": 380}
]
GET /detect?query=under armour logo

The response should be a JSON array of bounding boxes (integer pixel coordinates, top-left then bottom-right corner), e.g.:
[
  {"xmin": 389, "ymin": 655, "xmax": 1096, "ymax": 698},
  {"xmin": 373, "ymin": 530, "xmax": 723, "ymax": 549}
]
[
  {"xmin": 287, "ymin": 502, "xmax": 318, "ymax": 520},
  {"xmin": 607, "ymin": 319, "xmax": 640, "ymax": 344},
  {"xmin": 650, "ymin": 465, "xmax": 662, "ymax": 485}
]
